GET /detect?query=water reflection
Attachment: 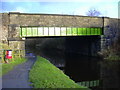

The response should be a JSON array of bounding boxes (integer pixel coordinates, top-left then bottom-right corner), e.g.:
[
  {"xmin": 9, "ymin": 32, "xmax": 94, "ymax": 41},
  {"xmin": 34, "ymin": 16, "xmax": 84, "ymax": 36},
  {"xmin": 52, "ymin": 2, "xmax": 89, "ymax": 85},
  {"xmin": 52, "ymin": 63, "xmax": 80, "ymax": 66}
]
[
  {"xmin": 25, "ymin": 38, "xmax": 120, "ymax": 89},
  {"xmin": 37, "ymin": 48, "xmax": 65, "ymax": 68},
  {"xmin": 35, "ymin": 48, "xmax": 101, "ymax": 88},
  {"xmin": 35, "ymin": 50, "xmax": 120, "ymax": 89},
  {"xmin": 65, "ymin": 53, "xmax": 100, "ymax": 82},
  {"xmin": 100, "ymin": 60, "xmax": 120, "ymax": 89}
]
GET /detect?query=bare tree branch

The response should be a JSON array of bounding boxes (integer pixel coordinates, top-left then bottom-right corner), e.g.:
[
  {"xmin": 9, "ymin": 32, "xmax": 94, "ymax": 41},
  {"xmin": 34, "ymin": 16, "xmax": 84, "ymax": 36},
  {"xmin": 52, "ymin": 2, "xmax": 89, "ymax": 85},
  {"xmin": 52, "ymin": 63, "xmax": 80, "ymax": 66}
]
[{"xmin": 86, "ymin": 8, "xmax": 101, "ymax": 16}]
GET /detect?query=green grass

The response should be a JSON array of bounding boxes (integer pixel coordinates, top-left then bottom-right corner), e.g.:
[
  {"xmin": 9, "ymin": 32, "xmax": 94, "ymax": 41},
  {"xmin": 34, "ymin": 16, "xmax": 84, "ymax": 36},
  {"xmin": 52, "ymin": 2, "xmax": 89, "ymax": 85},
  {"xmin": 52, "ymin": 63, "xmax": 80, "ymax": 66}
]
[
  {"xmin": 0, "ymin": 57, "xmax": 27, "ymax": 76},
  {"xmin": 29, "ymin": 56, "xmax": 89, "ymax": 89}
]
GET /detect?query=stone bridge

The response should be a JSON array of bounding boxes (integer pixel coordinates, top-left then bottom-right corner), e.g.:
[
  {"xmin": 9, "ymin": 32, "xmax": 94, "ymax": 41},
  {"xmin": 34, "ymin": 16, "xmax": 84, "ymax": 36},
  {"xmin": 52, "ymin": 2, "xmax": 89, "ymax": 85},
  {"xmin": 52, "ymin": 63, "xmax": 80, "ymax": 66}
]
[{"xmin": 0, "ymin": 12, "xmax": 119, "ymax": 56}]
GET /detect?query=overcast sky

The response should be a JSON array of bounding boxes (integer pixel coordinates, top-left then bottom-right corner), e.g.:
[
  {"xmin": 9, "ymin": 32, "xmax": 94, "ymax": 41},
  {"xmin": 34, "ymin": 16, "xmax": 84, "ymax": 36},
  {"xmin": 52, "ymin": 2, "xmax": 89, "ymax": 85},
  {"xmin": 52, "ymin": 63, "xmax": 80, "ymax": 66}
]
[{"xmin": 0, "ymin": 0, "xmax": 119, "ymax": 18}]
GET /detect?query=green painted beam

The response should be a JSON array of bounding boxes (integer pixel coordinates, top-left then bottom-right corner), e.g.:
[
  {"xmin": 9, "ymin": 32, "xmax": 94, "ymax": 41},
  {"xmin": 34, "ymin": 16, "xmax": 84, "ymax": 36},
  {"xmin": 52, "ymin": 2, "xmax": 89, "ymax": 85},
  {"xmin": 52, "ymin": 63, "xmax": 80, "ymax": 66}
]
[{"xmin": 20, "ymin": 27, "xmax": 103, "ymax": 37}]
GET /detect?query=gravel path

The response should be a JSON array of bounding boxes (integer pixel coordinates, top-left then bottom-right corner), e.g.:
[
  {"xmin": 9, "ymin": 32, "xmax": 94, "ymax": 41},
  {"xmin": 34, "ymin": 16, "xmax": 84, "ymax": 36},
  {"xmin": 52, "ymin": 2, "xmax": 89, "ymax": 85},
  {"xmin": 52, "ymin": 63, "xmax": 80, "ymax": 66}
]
[{"xmin": 2, "ymin": 56, "xmax": 36, "ymax": 88}]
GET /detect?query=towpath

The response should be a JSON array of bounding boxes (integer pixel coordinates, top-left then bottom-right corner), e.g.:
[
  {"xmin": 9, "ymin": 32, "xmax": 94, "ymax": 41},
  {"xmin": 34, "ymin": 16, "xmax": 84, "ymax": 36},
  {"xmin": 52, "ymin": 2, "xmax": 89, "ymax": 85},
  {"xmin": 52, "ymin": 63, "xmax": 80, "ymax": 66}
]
[{"xmin": 1, "ymin": 56, "xmax": 36, "ymax": 89}]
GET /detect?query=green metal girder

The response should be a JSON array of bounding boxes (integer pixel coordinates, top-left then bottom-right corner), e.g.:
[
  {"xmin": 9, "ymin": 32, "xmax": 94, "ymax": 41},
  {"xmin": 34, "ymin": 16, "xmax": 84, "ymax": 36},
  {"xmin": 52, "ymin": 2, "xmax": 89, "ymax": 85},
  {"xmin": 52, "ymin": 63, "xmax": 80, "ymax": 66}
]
[{"xmin": 20, "ymin": 27, "xmax": 103, "ymax": 37}]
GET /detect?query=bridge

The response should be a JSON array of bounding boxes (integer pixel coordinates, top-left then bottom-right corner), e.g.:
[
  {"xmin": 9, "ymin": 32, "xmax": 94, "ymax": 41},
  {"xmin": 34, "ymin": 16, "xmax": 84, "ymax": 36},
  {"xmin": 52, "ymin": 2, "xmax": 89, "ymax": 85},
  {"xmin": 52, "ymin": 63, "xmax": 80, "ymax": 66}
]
[
  {"xmin": 0, "ymin": 12, "xmax": 119, "ymax": 56},
  {"xmin": 0, "ymin": 12, "xmax": 119, "ymax": 89}
]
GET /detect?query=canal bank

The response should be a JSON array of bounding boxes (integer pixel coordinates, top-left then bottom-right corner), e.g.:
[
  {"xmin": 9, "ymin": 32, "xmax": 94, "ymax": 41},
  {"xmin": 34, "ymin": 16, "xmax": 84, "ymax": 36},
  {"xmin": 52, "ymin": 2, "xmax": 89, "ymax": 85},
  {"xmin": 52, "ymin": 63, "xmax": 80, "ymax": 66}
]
[
  {"xmin": 29, "ymin": 56, "xmax": 88, "ymax": 88},
  {"xmin": 25, "ymin": 36, "xmax": 120, "ymax": 89},
  {"xmin": 34, "ymin": 48, "xmax": 120, "ymax": 89}
]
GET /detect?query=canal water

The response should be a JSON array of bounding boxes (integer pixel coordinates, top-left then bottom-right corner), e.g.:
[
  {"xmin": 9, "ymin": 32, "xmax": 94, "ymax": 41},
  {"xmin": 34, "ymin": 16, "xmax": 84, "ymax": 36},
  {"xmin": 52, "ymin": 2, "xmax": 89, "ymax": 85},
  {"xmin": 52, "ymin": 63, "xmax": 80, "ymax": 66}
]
[
  {"xmin": 34, "ymin": 49, "xmax": 120, "ymax": 90},
  {"xmin": 36, "ymin": 49, "xmax": 100, "ymax": 89},
  {"xmin": 25, "ymin": 38, "xmax": 120, "ymax": 89}
]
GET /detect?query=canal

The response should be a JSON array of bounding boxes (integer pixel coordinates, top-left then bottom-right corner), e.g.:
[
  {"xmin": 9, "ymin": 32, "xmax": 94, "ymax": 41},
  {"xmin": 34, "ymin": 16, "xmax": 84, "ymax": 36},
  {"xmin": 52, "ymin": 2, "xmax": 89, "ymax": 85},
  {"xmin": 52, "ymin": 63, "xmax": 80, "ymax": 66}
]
[
  {"xmin": 35, "ymin": 49, "xmax": 101, "ymax": 89},
  {"xmin": 25, "ymin": 37, "xmax": 120, "ymax": 89}
]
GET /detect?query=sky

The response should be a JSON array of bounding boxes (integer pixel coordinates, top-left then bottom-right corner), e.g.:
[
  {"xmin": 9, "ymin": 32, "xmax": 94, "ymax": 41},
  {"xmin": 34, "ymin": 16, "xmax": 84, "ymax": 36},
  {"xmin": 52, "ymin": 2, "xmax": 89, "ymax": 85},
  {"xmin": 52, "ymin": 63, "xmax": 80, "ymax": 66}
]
[{"xmin": 0, "ymin": 0, "xmax": 120, "ymax": 18}]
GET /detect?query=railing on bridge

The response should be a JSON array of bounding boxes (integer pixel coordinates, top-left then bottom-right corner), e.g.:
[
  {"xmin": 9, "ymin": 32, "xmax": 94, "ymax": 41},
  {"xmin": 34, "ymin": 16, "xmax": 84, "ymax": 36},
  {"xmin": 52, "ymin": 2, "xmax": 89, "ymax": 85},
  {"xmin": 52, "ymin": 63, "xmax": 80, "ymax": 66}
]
[
  {"xmin": 20, "ymin": 26, "xmax": 103, "ymax": 37},
  {"xmin": 0, "ymin": 49, "xmax": 25, "ymax": 63}
]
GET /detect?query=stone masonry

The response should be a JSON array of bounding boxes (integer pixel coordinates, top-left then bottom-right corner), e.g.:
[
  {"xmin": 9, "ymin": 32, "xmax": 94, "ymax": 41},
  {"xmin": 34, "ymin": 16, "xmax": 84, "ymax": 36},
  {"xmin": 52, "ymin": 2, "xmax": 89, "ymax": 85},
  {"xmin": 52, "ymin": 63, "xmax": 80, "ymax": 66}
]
[{"xmin": 0, "ymin": 12, "xmax": 119, "ymax": 53}]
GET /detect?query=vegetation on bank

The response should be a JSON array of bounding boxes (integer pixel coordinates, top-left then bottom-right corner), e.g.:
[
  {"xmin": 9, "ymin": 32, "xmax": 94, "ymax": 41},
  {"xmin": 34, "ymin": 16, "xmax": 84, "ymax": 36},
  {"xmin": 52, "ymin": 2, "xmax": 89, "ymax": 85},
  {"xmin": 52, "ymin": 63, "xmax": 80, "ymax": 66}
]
[
  {"xmin": 0, "ymin": 57, "xmax": 27, "ymax": 76},
  {"xmin": 29, "ymin": 56, "xmax": 88, "ymax": 88},
  {"xmin": 105, "ymin": 55, "xmax": 120, "ymax": 60},
  {"xmin": 101, "ymin": 49, "xmax": 120, "ymax": 61},
  {"xmin": 0, "ymin": 43, "xmax": 27, "ymax": 76}
]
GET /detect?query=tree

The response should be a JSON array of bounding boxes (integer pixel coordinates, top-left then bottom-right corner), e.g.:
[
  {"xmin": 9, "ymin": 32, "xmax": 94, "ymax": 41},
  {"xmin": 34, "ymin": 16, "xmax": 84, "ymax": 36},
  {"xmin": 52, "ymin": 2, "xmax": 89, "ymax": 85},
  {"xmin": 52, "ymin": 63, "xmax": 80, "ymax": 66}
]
[{"xmin": 86, "ymin": 8, "xmax": 101, "ymax": 16}]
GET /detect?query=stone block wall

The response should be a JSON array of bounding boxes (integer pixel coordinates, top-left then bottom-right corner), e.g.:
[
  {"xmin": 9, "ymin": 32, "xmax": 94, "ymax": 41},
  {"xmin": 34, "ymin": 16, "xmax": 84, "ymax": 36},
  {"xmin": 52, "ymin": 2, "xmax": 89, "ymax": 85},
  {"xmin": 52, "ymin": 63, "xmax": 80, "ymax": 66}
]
[
  {"xmin": 101, "ymin": 18, "xmax": 119, "ymax": 51},
  {"xmin": 0, "ymin": 12, "xmax": 119, "ymax": 52},
  {"xmin": 8, "ymin": 41, "xmax": 25, "ymax": 50},
  {"xmin": 0, "ymin": 13, "xmax": 9, "ymax": 45},
  {"xmin": 9, "ymin": 13, "xmax": 103, "ymax": 27},
  {"xmin": 7, "ymin": 12, "xmax": 104, "ymax": 39},
  {"xmin": 0, "ymin": 13, "xmax": 2, "ymax": 44}
]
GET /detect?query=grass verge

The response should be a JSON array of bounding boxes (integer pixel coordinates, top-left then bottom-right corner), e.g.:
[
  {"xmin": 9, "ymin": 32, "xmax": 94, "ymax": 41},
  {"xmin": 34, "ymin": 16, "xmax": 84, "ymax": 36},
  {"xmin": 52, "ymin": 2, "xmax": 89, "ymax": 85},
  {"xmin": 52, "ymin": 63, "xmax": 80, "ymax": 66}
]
[
  {"xmin": 0, "ymin": 57, "xmax": 27, "ymax": 76},
  {"xmin": 29, "ymin": 56, "xmax": 89, "ymax": 89}
]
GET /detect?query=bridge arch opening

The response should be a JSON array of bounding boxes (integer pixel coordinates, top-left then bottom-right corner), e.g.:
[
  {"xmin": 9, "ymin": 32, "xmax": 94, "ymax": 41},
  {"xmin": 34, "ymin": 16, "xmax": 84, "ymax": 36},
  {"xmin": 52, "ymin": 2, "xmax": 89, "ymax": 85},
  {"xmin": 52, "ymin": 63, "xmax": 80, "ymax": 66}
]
[{"xmin": 25, "ymin": 34, "xmax": 101, "ymax": 85}]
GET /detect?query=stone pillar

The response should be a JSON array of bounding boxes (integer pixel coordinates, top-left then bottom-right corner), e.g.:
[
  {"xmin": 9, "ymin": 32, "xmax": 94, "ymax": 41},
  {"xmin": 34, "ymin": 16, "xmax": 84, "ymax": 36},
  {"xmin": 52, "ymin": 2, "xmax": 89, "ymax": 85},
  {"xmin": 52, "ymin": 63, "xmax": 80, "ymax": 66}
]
[
  {"xmin": 100, "ymin": 17, "xmax": 110, "ymax": 52},
  {"xmin": 8, "ymin": 25, "xmax": 20, "ymax": 38},
  {"xmin": 101, "ymin": 35, "xmax": 106, "ymax": 51},
  {"xmin": 7, "ymin": 24, "xmax": 25, "ymax": 56},
  {"xmin": 1, "ymin": 13, "xmax": 9, "ymax": 45},
  {"xmin": 0, "ymin": 13, "xmax": 2, "ymax": 44},
  {"xmin": 8, "ymin": 41, "xmax": 25, "ymax": 50},
  {"xmin": 8, "ymin": 40, "xmax": 25, "ymax": 57}
]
